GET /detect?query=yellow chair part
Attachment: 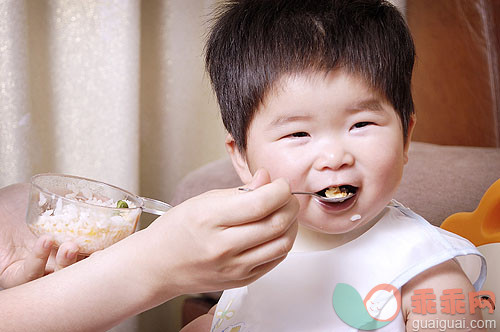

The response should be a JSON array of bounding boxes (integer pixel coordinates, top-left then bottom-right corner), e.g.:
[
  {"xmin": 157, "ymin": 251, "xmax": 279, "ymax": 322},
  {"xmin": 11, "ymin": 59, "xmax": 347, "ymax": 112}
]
[{"xmin": 441, "ymin": 178, "xmax": 500, "ymax": 247}]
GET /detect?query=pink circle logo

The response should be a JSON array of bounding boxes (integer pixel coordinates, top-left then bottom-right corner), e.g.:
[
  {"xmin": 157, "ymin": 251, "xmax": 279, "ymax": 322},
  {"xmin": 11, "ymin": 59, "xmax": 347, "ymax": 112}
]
[{"xmin": 363, "ymin": 283, "xmax": 402, "ymax": 322}]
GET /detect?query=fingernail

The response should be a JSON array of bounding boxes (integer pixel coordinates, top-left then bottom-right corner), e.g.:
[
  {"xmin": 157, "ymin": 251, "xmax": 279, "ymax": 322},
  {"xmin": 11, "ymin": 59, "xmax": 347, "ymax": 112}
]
[
  {"xmin": 66, "ymin": 249, "xmax": 77, "ymax": 260},
  {"xmin": 43, "ymin": 239, "xmax": 53, "ymax": 249}
]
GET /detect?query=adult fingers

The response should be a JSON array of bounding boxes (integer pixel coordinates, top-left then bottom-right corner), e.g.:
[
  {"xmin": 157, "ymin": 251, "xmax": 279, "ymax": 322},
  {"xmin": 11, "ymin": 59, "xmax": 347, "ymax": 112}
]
[
  {"xmin": 54, "ymin": 242, "xmax": 79, "ymax": 271},
  {"xmin": 212, "ymin": 216, "xmax": 298, "ymax": 285},
  {"xmin": 22, "ymin": 235, "xmax": 53, "ymax": 281},
  {"xmin": 239, "ymin": 215, "xmax": 298, "ymax": 273},
  {"xmin": 214, "ymin": 177, "xmax": 294, "ymax": 227},
  {"xmin": 224, "ymin": 194, "xmax": 299, "ymax": 253},
  {"xmin": 249, "ymin": 254, "xmax": 288, "ymax": 280},
  {"xmin": 227, "ymin": 253, "xmax": 289, "ymax": 289}
]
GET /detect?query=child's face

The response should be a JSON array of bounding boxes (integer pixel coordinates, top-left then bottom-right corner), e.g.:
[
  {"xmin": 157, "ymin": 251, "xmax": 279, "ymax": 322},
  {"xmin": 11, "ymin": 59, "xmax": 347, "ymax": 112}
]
[{"xmin": 227, "ymin": 70, "xmax": 415, "ymax": 235}]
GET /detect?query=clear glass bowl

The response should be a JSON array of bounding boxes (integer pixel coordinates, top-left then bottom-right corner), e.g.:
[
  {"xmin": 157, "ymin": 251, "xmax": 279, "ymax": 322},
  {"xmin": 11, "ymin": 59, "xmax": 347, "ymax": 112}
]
[{"xmin": 26, "ymin": 173, "xmax": 170, "ymax": 255}]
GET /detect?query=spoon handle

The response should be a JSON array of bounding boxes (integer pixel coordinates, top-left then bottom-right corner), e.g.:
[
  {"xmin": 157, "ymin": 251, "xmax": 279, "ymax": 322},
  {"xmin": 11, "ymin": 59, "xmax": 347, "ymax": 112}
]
[
  {"xmin": 238, "ymin": 187, "xmax": 353, "ymax": 203},
  {"xmin": 238, "ymin": 187, "xmax": 313, "ymax": 196}
]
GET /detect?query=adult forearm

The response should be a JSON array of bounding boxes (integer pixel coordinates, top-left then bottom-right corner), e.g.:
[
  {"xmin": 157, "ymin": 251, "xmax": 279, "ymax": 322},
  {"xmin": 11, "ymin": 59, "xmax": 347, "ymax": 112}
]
[{"xmin": 0, "ymin": 230, "xmax": 176, "ymax": 332}]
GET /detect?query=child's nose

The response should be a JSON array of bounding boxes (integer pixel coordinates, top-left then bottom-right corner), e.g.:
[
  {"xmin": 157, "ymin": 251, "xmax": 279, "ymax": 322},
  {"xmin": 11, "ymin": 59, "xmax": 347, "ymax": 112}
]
[{"xmin": 312, "ymin": 144, "xmax": 354, "ymax": 171}]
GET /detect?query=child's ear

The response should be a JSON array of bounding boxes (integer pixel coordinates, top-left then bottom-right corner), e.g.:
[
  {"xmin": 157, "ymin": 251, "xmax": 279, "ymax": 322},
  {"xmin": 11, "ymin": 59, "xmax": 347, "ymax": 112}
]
[
  {"xmin": 403, "ymin": 114, "xmax": 417, "ymax": 164},
  {"xmin": 225, "ymin": 133, "xmax": 253, "ymax": 184}
]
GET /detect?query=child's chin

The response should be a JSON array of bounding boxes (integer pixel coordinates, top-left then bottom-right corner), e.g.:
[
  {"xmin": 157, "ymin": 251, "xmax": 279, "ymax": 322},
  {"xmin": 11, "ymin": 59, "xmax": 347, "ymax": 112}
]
[
  {"xmin": 300, "ymin": 219, "xmax": 360, "ymax": 235},
  {"xmin": 314, "ymin": 194, "xmax": 358, "ymax": 213}
]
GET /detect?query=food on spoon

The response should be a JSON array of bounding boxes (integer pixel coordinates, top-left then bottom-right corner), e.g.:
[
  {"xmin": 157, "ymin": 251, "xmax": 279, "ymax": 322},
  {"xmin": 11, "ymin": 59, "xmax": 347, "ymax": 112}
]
[{"xmin": 325, "ymin": 186, "xmax": 349, "ymax": 198}]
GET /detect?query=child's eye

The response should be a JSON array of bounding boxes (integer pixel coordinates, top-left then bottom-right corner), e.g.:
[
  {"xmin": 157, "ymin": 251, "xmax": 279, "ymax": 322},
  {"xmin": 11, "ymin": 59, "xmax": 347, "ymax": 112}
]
[
  {"xmin": 289, "ymin": 132, "xmax": 309, "ymax": 138},
  {"xmin": 352, "ymin": 122, "xmax": 373, "ymax": 129}
]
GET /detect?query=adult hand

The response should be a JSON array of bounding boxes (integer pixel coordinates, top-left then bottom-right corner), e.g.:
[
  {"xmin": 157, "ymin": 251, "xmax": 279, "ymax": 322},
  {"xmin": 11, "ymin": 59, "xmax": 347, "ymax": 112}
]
[
  {"xmin": 139, "ymin": 168, "xmax": 300, "ymax": 297},
  {"xmin": 0, "ymin": 171, "xmax": 298, "ymax": 331},
  {"xmin": 0, "ymin": 183, "xmax": 80, "ymax": 289}
]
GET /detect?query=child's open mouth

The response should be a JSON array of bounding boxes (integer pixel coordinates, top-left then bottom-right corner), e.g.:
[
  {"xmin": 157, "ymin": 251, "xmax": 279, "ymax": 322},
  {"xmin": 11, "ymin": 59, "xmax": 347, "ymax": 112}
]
[
  {"xmin": 317, "ymin": 185, "xmax": 358, "ymax": 201},
  {"xmin": 313, "ymin": 185, "xmax": 358, "ymax": 211}
]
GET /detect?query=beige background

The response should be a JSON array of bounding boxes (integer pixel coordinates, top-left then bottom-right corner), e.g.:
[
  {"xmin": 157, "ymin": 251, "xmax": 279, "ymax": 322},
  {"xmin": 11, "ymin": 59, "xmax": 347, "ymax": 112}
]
[{"xmin": 0, "ymin": 0, "xmax": 226, "ymax": 203}]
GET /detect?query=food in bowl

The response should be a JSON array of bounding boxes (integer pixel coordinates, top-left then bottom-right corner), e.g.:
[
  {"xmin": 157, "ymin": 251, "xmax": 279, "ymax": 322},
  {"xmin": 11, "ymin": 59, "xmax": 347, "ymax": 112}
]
[{"xmin": 27, "ymin": 175, "xmax": 142, "ymax": 255}]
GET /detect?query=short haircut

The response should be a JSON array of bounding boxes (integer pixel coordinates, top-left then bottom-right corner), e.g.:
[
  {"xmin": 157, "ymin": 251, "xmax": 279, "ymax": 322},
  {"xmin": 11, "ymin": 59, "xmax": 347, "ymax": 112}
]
[{"xmin": 205, "ymin": 0, "xmax": 416, "ymax": 151}]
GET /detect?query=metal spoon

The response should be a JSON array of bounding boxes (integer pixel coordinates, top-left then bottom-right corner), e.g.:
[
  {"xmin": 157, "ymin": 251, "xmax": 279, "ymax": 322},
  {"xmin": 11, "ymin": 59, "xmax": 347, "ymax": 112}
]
[{"xmin": 238, "ymin": 187, "xmax": 355, "ymax": 203}]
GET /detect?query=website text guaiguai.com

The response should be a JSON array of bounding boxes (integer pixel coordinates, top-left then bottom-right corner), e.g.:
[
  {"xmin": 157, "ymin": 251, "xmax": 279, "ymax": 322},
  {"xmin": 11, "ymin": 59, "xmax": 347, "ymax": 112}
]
[
  {"xmin": 411, "ymin": 318, "xmax": 496, "ymax": 331},
  {"xmin": 409, "ymin": 288, "xmax": 496, "ymax": 331}
]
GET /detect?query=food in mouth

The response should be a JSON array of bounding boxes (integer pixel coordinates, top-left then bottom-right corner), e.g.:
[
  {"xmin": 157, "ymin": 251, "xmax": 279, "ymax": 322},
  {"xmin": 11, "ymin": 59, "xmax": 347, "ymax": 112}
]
[{"xmin": 317, "ymin": 185, "xmax": 358, "ymax": 199}]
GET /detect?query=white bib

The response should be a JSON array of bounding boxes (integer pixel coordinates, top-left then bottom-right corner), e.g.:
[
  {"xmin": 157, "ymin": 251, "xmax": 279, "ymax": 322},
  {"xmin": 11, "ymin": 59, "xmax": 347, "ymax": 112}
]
[{"xmin": 210, "ymin": 202, "xmax": 486, "ymax": 332}]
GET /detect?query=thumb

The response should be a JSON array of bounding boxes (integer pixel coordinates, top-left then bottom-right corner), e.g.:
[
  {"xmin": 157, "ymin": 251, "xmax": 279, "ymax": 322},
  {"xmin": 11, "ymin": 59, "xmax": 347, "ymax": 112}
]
[{"xmin": 247, "ymin": 168, "xmax": 271, "ymax": 190}]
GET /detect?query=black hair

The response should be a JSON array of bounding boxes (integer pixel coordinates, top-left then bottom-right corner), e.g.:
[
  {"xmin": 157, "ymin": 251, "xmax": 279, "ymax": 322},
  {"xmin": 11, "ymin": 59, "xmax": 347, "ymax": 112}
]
[{"xmin": 205, "ymin": 0, "xmax": 415, "ymax": 151}]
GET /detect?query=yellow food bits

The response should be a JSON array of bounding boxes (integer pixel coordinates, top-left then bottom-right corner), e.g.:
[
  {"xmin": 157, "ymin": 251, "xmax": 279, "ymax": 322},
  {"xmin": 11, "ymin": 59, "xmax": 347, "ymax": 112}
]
[{"xmin": 325, "ymin": 186, "xmax": 348, "ymax": 198}]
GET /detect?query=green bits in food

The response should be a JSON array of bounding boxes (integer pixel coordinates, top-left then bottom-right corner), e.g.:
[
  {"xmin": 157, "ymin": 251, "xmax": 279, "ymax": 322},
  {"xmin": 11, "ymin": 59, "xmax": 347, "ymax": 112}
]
[{"xmin": 116, "ymin": 200, "xmax": 129, "ymax": 208}]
